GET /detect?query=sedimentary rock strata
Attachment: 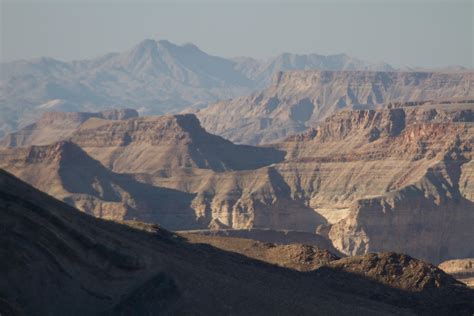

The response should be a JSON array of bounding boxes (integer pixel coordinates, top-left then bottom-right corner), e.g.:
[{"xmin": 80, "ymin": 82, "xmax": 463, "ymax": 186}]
[{"xmin": 196, "ymin": 71, "xmax": 474, "ymax": 144}]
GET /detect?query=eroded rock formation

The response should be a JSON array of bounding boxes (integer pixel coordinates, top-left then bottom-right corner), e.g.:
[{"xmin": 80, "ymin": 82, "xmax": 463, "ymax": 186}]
[
  {"xmin": 196, "ymin": 71, "xmax": 474, "ymax": 144},
  {"xmin": 0, "ymin": 102, "xmax": 472, "ymax": 263},
  {"xmin": 4, "ymin": 170, "xmax": 473, "ymax": 315},
  {"xmin": 0, "ymin": 109, "xmax": 138, "ymax": 147},
  {"xmin": 71, "ymin": 114, "xmax": 285, "ymax": 173}
]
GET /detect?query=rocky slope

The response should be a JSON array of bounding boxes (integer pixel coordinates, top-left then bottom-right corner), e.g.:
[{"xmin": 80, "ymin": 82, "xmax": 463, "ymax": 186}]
[
  {"xmin": 0, "ymin": 39, "xmax": 392, "ymax": 138},
  {"xmin": 1, "ymin": 102, "xmax": 472, "ymax": 264},
  {"xmin": 0, "ymin": 115, "xmax": 313, "ymax": 233},
  {"xmin": 4, "ymin": 170, "xmax": 474, "ymax": 315},
  {"xmin": 0, "ymin": 40, "xmax": 250, "ymax": 138},
  {"xmin": 0, "ymin": 141, "xmax": 198, "ymax": 230},
  {"xmin": 70, "ymin": 113, "xmax": 284, "ymax": 173},
  {"xmin": 440, "ymin": 259, "xmax": 474, "ymax": 287},
  {"xmin": 0, "ymin": 109, "xmax": 138, "ymax": 147},
  {"xmin": 234, "ymin": 53, "xmax": 393, "ymax": 88},
  {"xmin": 271, "ymin": 102, "xmax": 474, "ymax": 263},
  {"xmin": 153, "ymin": 102, "xmax": 474, "ymax": 263},
  {"xmin": 196, "ymin": 71, "xmax": 474, "ymax": 144},
  {"xmin": 184, "ymin": 233, "xmax": 340, "ymax": 271},
  {"xmin": 180, "ymin": 228, "xmax": 340, "ymax": 254},
  {"xmin": 185, "ymin": 233, "xmax": 464, "ymax": 292}
]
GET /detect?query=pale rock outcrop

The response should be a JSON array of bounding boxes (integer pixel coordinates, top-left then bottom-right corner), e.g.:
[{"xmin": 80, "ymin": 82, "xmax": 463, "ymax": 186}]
[{"xmin": 439, "ymin": 258, "xmax": 474, "ymax": 287}]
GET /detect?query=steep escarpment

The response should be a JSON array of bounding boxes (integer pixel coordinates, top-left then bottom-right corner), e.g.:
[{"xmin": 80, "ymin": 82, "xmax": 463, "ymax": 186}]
[
  {"xmin": 328, "ymin": 162, "xmax": 474, "ymax": 264},
  {"xmin": 139, "ymin": 166, "xmax": 327, "ymax": 232},
  {"xmin": 0, "ymin": 39, "xmax": 396, "ymax": 139},
  {"xmin": 271, "ymin": 103, "xmax": 474, "ymax": 263},
  {"xmin": 1, "ymin": 102, "xmax": 472, "ymax": 264},
  {"xmin": 157, "ymin": 103, "xmax": 473, "ymax": 263},
  {"xmin": 71, "ymin": 113, "xmax": 284, "ymax": 173},
  {"xmin": 94, "ymin": 103, "xmax": 473, "ymax": 264},
  {"xmin": 196, "ymin": 71, "xmax": 474, "ymax": 144},
  {"xmin": 0, "ymin": 109, "xmax": 138, "ymax": 148},
  {"xmin": 5, "ymin": 170, "xmax": 473, "ymax": 315},
  {"xmin": 0, "ymin": 141, "xmax": 197, "ymax": 230}
]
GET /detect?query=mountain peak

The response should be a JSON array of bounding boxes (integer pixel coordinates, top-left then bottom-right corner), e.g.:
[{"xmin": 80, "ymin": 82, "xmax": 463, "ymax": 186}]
[
  {"xmin": 1, "ymin": 38, "xmax": 402, "ymax": 138},
  {"xmin": 132, "ymin": 38, "xmax": 159, "ymax": 55},
  {"xmin": 24, "ymin": 141, "xmax": 96, "ymax": 166},
  {"xmin": 70, "ymin": 114, "xmax": 285, "ymax": 173}
]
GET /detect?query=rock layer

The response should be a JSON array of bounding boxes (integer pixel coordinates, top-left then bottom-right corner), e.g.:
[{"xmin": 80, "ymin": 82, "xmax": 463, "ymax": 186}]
[
  {"xmin": 1, "ymin": 102, "xmax": 473, "ymax": 264},
  {"xmin": 0, "ymin": 141, "xmax": 198, "ymax": 229},
  {"xmin": 0, "ymin": 109, "xmax": 138, "ymax": 147},
  {"xmin": 0, "ymin": 40, "xmax": 393, "ymax": 138},
  {"xmin": 196, "ymin": 71, "xmax": 474, "ymax": 144},
  {"xmin": 71, "ymin": 114, "xmax": 285, "ymax": 173},
  {"xmin": 5, "ymin": 170, "xmax": 473, "ymax": 315}
]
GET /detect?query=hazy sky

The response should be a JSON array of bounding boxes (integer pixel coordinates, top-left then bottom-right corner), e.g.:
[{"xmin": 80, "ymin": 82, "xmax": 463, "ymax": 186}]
[{"xmin": 1, "ymin": 0, "xmax": 473, "ymax": 68}]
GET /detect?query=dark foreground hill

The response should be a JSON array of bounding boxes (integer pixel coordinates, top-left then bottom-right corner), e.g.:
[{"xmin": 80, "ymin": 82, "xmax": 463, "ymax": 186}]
[{"xmin": 1, "ymin": 170, "xmax": 474, "ymax": 315}]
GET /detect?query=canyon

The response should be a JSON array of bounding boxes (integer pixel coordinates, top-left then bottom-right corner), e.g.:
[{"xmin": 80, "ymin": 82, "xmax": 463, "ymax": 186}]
[
  {"xmin": 1, "ymin": 169, "xmax": 473, "ymax": 315},
  {"xmin": 0, "ymin": 99, "xmax": 472, "ymax": 264},
  {"xmin": 2, "ymin": 2, "xmax": 473, "ymax": 313},
  {"xmin": 196, "ymin": 70, "xmax": 474, "ymax": 144},
  {"xmin": 0, "ymin": 39, "xmax": 393, "ymax": 139}
]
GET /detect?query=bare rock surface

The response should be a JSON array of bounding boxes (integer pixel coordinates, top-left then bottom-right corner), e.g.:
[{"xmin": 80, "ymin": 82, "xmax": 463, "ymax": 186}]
[
  {"xmin": 269, "ymin": 102, "xmax": 474, "ymax": 263},
  {"xmin": 4, "ymin": 170, "xmax": 474, "ymax": 315},
  {"xmin": 0, "ymin": 101, "xmax": 473, "ymax": 264},
  {"xmin": 0, "ymin": 39, "xmax": 392, "ymax": 138},
  {"xmin": 196, "ymin": 71, "xmax": 474, "ymax": 144},
  {"xmin": 71, "ymin": 113, "xmax": 285, "ymax": 173},
  {"xmin": 184, "ymin": 232, "xmax": 340, "ymax": 271},
  {"xmin": 0, "ymin": 109, "xmax": 138, "ymax": 148},
  {"xmin": 181, "ymin": 233, "xmax": 474, "ymax": 314},
  {"xmin": 439, "ymin": 258, "xmax": 474, "ymax": 287},
  {"xmin": 0, "ymin": 141, "xmax": 198, "ymax": 229}
]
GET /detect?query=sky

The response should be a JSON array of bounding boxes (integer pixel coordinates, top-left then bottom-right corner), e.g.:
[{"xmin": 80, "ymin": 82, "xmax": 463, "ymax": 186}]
[{"xmin": 1, "ymin": 0, "xmax": 473, "ymax": 68}]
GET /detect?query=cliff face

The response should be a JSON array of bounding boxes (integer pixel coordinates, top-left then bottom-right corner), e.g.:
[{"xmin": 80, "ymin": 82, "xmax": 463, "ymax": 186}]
[
  {"xmin": 3, "ymin": 170, "xmax": 473, "ymax": 315},
  {"xmin": 152, "ymin": 103, "xmax": 473, "ymax": 263},
  {"xmin": 0, "ymin": 141, "xmax": 198, "ymax": 230},
  {"xmin": 0, "ymin": 103, "xmax": 472, "ymax": 264},
  {"xmin": 0, "ymin": 39, "xmax": 396, "ymax": 140},
  {"xmin": 196, "ymin": 71, "xmax": 474, "ymax": 144},
  {"xmin": 71, "ymin": 114, "xmax": 284, "ymax": 173},
  {"xmin": 328, "ymin": 166, "xmax": 474, "ymax": 264},
  {"xmin": 0, "ymin": 109, "xmax": 138, "ymax": 148}
]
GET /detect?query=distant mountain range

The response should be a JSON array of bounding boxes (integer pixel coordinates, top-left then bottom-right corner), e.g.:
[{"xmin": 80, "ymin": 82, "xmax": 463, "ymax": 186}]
[
  {"xmin": 233, "ymin": 53, "xmax": 393, "ymax": 87},
  {"xmin": 0, "ymin": 39, "xmax": 394, "ymax": 138},
  {"xmin": 197, "ymin": 70, "xmax": 474, "ymax": 144}
]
